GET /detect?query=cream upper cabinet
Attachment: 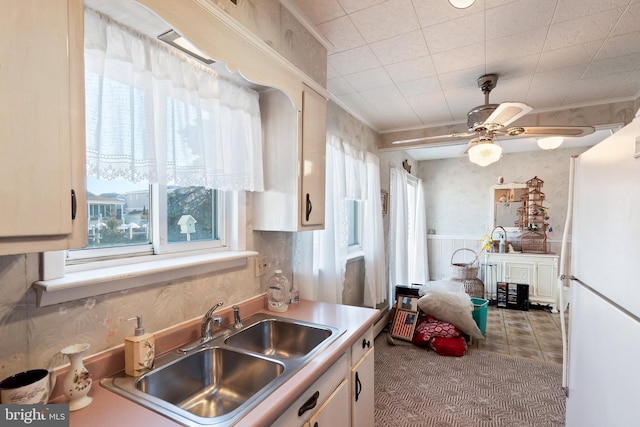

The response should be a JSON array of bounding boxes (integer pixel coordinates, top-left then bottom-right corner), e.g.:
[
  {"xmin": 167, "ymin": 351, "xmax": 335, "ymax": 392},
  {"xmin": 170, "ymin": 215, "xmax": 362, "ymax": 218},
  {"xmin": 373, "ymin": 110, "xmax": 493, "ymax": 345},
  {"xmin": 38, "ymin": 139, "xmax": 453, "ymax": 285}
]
[
  {"xmin": 300, "ymin": 85, "xmax": 327, "ymax": 228},
  {"xmin": 0, "ymin": 0, "xmax": 86, "ymax": 255},
  {"xmin": 486, "ymin": 253, "xmax": 560, "ymax": 312},
  {"xmin": 254, "ymin": 85, "xmax": 327, "ymax": 232}
]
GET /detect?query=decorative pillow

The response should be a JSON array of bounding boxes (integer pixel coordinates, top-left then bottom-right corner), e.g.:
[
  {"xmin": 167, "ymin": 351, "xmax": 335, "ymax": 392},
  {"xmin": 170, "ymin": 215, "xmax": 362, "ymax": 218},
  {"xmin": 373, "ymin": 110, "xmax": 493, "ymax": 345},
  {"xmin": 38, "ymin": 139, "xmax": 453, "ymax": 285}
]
[
  {"xmin": 417, "ymin": 289, "xmax": 484, "ymax": 339},
  {"xmin": 412, "ymin": 313, "xmax": 461, "ymax": 346},
  {"xmin": 429, "ymin": 336, "xmax": 468, "ymax": 357}
]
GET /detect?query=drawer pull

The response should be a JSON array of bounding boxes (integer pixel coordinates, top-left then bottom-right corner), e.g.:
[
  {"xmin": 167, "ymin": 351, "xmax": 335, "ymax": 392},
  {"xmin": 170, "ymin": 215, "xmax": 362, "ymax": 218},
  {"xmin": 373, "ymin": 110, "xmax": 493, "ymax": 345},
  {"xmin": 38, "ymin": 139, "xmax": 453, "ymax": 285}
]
[
  {"xmin": 305, "ymin": 193, "xmax": 312, "ymax": 221},
  {"xmin": 355, "ymin": 371, "xmax": 362, "ymax": 402},
  {"xmin": 362, "ymin": 338, "xmax": 371, "ymax": 349},
  {"xmin": 298, "ymin": 390, "xmax": 319, "ymax": 416}
]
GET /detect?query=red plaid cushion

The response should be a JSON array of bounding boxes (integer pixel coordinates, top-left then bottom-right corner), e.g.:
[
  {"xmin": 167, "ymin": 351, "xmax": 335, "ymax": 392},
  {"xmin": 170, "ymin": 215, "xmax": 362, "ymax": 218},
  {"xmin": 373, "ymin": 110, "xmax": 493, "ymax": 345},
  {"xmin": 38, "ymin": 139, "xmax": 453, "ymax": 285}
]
[{"xmin": 412, "ymin": 313, "xmax": 461, "ymax": 346}]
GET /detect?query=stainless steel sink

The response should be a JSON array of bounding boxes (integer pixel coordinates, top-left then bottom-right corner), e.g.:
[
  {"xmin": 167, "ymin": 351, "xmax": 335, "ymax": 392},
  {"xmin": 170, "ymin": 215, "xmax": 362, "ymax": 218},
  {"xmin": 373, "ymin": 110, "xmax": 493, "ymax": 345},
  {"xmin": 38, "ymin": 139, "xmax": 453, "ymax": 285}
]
[
  {"xmin": 101, "ymin": 314, "xmax": 344, "ymax": 426},
  {"xmin": 224, "ymin": 318, "xmax": 334, "ymax": 359},
  {"xmin": 137, "ymin": 347, "xmax": 284, "ymax": 418}
]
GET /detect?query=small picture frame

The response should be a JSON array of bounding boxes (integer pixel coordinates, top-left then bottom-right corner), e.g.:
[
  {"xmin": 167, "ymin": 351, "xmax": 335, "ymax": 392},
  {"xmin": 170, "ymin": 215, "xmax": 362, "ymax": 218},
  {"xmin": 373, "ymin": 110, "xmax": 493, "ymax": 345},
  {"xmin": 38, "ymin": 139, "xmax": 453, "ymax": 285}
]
[
  {"xmin": 390, "ymin": 308, "xmax": 418, "ymax": 341},
  {"xmin": 381, "ymin": 190, "xmax": 389, "ymax": 215}
]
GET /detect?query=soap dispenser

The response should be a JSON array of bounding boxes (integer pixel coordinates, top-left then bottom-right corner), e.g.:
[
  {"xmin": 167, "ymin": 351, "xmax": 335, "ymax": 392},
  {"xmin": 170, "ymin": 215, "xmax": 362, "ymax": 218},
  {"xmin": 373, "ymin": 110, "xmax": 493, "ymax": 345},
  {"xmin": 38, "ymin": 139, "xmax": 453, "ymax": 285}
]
[
  {"xmin": 124, "ymin": 315, "xmax": 155, "ymax": 377},
  {"xmin": 499, "ymin": 234, "xmax": 506, "ymax": 253}
]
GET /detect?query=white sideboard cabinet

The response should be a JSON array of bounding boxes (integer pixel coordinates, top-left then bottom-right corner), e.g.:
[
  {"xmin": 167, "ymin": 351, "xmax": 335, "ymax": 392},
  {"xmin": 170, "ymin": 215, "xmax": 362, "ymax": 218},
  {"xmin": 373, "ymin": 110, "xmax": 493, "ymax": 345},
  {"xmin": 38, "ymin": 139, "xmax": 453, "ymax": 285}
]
[
  {"xmin": 485, "ymin": 253, "xmax": 560, "ymax": 312},
  {"xmin": 0, "ymin": 0, "xmax": 86, "ymax": 255}
]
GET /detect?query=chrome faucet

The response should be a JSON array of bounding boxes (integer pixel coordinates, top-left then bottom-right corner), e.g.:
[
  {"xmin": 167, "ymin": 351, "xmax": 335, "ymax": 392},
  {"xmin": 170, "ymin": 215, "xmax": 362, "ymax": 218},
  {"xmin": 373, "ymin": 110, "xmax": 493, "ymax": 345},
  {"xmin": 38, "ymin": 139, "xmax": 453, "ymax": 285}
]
[
  {"xmin": 178, "ymin": 301, "xmax": 225, "ymax": 353},
  {"xmin": 232, "ymin": 305, "xmax": 243, "ymax": 331},
  {"xmin": 201, "ymin": 301, "xmax": 224, "ymax": 339}
]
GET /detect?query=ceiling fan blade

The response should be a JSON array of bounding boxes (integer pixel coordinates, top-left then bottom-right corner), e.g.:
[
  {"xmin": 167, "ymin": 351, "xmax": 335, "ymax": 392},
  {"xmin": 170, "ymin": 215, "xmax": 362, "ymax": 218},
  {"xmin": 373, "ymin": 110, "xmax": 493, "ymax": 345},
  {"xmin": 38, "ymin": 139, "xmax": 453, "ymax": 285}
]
[
  {"xmin": 500, "ymin": 125, "xmax": 595, "ymax": 138},
  {"xmin": 389, "ymin": 132, "xmax": 476, "ymax": 147},
  {"xmin": 483, "ymin": 102, "xmax": 532, "ymax": 129}
]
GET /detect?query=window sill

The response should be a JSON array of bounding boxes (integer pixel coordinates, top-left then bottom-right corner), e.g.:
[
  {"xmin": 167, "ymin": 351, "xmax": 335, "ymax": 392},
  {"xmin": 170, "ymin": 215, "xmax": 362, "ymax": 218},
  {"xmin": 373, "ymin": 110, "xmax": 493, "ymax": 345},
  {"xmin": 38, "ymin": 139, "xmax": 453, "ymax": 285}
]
[{"xmin": 33, "ymin": 250, "xmax": 258, "ymax": 307}]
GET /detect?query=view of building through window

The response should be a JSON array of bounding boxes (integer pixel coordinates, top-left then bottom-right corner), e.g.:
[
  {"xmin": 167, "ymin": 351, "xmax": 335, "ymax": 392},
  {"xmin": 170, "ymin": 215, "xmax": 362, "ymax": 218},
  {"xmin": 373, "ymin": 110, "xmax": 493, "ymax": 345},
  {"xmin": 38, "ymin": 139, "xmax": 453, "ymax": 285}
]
[{"xmin": 85, "ymin": 177, "xmax": 217, "ymax": 249}]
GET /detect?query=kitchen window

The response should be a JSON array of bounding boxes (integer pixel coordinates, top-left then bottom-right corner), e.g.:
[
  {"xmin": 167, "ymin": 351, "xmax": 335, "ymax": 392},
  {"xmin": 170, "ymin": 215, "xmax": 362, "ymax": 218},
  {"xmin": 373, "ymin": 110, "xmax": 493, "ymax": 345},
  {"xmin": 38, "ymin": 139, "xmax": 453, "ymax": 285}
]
[
  {"xmin": 347, "ymin": 199, "xmax": 363, "ymax": 253},
  {"xmin": 35, "ymin": 9, "xmax": 264, "ymax": 306}
]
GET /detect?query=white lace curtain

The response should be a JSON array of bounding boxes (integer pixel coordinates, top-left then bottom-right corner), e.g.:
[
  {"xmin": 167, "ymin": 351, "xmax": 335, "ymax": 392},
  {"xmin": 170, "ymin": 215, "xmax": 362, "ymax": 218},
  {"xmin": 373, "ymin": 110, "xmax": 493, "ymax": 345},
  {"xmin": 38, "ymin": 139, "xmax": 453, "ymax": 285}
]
[
  {"xmin": 294, "ymin": 135, "xmax": 386, "ymax": 308},
  {"xmin": 388, "ymin": 167, "xmax": 429, "ymax": 305},
  {"xmin": 84, "ymin": 9, "xmax": 263, "ymax": 191}
]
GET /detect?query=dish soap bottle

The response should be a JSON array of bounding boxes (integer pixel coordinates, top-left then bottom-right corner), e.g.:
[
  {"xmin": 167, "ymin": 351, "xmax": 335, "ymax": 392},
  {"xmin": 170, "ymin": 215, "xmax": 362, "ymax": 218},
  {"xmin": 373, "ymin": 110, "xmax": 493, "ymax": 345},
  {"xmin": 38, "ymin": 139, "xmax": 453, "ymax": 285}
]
[
  {"xmin": 266, "ymin": 270, "xmax": 290, "ymax": 312},
  {"xmin": 124, "ymin": 315, "xmax": 155, "ymax": 377},
  {"xmin": 499, "ymin": 234, "xmax": 506, "ymax": 253}
]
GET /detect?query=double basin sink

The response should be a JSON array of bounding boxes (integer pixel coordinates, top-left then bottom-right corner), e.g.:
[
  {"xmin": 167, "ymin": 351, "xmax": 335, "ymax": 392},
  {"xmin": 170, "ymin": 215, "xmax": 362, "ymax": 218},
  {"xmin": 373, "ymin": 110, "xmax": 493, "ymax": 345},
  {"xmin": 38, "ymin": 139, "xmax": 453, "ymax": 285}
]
[{"xmin": 101, "ymin": 313, "xmax": 344, "ymax": 426}]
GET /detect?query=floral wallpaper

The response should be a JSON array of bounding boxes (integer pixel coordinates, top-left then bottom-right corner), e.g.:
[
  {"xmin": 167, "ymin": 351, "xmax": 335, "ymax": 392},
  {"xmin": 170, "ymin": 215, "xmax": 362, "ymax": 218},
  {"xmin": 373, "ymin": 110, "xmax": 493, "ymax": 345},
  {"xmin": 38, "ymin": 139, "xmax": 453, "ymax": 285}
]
[
  {"xmin": 420, "ymin": 146, "xmax": 590, "ymax": 237},
  {"xmin": 0, "ymin": 214, "xmax": 292, "ymax": 378}
]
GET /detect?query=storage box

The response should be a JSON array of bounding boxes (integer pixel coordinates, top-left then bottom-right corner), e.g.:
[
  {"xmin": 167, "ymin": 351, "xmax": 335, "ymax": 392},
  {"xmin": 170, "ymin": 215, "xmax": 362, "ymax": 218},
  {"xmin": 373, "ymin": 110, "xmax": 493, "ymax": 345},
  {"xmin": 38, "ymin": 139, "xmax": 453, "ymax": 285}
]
[
  {"xmin": 471, "ymin": 297, "xmax": 488, "ymax": 335},
  {"xmin": 496, "ymin": 282, "xmax": 530, "ymax": 311}
]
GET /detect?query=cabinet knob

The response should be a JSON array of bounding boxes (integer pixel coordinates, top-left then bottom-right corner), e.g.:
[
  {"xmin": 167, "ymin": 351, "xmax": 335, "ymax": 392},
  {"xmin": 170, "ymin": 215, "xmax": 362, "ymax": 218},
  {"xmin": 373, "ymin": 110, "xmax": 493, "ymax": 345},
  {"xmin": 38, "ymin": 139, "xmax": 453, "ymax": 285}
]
[{"xmin": 362, "ymin": 338, "xmax": 371, "ymax": 349}]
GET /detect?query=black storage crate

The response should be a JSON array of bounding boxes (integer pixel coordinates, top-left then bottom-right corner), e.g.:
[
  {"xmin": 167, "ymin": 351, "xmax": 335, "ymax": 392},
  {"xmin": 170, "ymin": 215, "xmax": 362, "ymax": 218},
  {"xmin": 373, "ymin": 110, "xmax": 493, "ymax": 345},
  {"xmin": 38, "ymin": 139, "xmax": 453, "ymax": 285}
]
[{"xmin": 496, "ymin": 282, "xmax": 529, "ymax": 311}]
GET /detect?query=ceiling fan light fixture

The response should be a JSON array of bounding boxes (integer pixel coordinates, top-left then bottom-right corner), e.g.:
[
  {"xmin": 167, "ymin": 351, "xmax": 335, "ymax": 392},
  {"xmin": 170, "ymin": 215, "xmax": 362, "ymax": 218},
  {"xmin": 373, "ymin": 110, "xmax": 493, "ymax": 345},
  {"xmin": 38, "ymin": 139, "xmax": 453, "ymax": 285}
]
[
  {"xmin": 468, "ymin": 141, "xmax": 502, "ymax": 166},
  {"xmin": 537, "ymin": 136, "xmax": 564, "ymax": 150},
  {"xmin": 448, "ymin": 0, "xmax": 475, "ymax": 8}
]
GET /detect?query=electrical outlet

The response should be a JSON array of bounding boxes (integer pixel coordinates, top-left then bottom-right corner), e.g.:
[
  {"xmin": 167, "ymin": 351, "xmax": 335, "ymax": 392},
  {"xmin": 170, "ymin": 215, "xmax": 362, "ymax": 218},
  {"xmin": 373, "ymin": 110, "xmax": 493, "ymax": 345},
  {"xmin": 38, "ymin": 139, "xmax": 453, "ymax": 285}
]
[{"xmin": 254, "ymin": 256, "xmax": 268, "ymax": 277}]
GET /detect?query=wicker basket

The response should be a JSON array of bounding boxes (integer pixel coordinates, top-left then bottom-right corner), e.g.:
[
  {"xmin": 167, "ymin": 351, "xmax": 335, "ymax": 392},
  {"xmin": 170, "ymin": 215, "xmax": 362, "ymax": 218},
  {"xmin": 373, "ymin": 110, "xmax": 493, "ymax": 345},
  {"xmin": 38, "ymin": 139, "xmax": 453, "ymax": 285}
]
[{"xmin": 450, "ymin": 248, "xmax": 480, "ymax": 280}]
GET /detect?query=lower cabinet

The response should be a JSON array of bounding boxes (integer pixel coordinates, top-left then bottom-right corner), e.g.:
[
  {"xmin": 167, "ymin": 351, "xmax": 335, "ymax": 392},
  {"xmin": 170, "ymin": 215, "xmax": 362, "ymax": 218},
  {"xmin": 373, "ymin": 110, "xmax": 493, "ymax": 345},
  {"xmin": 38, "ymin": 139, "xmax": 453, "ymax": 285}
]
[
  {"xmin": 273, "ymin": 354, "xmax": 349, "ymax": 427},
  {"xmin": 305, "ymin": 379, "xmax": 350, "ymax": 427},
  {"xmin": 273, "ymin": 326, "xmax": 376, "ymax": 427},
  {"xmin": 351, "ymin": 347, "xmax": 374, "ymax": 426}
]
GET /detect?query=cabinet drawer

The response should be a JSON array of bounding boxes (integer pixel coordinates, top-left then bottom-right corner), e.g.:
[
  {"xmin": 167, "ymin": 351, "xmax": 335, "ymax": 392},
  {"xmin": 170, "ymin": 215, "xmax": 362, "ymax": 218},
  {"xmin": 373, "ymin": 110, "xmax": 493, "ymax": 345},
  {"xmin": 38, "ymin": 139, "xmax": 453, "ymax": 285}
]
[
  {"xmin": 351, "ymin": 326, "xmax": 374, "ymax": 365},
  {"xmin": 273, "ymin": 353, "xmax": 348, "ymax": 427}
]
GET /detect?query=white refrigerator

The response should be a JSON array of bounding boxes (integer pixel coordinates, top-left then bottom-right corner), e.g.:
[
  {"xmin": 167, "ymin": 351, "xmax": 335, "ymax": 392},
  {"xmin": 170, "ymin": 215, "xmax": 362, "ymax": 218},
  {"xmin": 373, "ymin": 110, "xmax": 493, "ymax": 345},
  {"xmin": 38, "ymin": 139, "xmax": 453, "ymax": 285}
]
[{"xmin": 564, "ymin": 110, "xmax": 640, "ymax": 426}]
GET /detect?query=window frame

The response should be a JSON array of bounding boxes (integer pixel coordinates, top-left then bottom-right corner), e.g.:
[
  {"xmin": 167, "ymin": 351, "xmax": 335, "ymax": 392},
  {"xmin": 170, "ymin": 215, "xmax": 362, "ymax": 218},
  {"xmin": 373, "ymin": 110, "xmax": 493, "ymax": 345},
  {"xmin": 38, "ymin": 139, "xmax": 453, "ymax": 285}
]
[{"xmin": 346, "ymin": 199, "xmax": 364, "ymax": 255}]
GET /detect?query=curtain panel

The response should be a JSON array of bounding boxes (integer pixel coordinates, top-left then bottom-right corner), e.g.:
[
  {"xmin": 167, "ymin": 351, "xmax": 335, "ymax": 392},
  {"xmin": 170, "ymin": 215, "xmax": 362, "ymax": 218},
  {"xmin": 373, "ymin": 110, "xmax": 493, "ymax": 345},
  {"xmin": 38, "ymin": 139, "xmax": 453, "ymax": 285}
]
[
  {"xmin": 294, "ymin": 135, "xmax": 385, "ymax": 308},
  {"xmin": 84, "ymin": 9, "xmax": 263, "ymax": 191}
]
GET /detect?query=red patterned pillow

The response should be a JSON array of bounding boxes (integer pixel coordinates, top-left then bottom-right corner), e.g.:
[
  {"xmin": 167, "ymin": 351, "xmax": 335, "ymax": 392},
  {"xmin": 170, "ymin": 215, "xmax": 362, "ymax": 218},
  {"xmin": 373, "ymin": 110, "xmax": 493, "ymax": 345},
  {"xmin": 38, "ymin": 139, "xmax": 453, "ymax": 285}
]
[
  {"xmin": 429, "ymin": 336, "xmax": 467, "ymax": 357},
  {"xmin": 412, "ymin": 313, "xmax": 461, "ymax": 346}
]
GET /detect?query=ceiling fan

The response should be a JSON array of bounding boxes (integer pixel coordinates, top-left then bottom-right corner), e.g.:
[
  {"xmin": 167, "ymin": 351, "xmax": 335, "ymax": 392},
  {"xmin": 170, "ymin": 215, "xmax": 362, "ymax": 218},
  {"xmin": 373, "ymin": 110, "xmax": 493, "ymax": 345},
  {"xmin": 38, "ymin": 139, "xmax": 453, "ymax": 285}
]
[{"xmin": 392, "ymin": 74, "xmax": 595, "ymax": 165}]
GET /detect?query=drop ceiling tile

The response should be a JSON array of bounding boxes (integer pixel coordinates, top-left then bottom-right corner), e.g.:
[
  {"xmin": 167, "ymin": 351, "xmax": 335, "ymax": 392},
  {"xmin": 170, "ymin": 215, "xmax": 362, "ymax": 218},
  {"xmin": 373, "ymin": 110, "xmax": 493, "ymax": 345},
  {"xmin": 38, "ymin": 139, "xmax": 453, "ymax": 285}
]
[
  {"xmin": 397, "ymin": 76, "xmax": 441, "ymax": 97},
  {"xmin": 344, "ymin": 67, "xmax": 394, "ymax": 91},
  {"xmin": 290, "ymin": 0, "xmax": 346, "ymax": 25},
  {"xmin": 485, "ymin": 54, "xmax": 540, "ymax": 79},
  {"xmin": 583, "ymin": 53, "xmax": 640, "ymax": 79},
  {"xmin": 358, "ymin": 84, "xmax": 405, "ymax": 104},
  {"xmin": 405, "ymin": 91, "xmax": 455, "ymax": 125},
  {"xmin": 566, "ymin": 72, "xmax": 634, "ymax": 104},
  {"xmin": 327, "ymin": 45, "xmax": 381, "ymax": 75},
  {"xmin": 327, "ymin": 63, "xmax": 340, "ymax": 79},
  {"xmin": 609, "ymin": 72, "xmax": 640, "ymax": 98},
  {"xmin": 552, "ymin": 0, "xmax": 629, "ymax": 24},
  {"xmin": 431, "ymin": 43, "xmax": 485, "ymax": 74},
  {"xmin": 337, "ymin": 0, "xmax": 387, "ymax": 14},
  {"xmin": 525, "ymin": 83, "xmax": 572, "ymax": 108},
  {"xmin": 385, "ymin": 56, "xmax": 436, "ymax": 83},
  {"xmin": 422, "ymin": 13, "xmax": 484, "ymax": 54},
  {"xmin": 317, "ymin": 15, "xmax": 366, "ymax": 54},
  {"xmin": 486, "ymin": 0, "xmax": 555, "ymax": 40},
  {"xmin": 545, "ymin": 9, "xmax": 621, "ymax": 51},
  {"xmin": 349, "ymin": 0, "xmax": 420, "ymax": 43},
  {"xmin": 486, "ymin": 27, "xmax": 547, "ymax": 64},
  {"xmin": 414, "ymin": 0, "xmax": 484, "ymax": 28},
  {"xmin": 369, "ymin": 30, "xmax": 429, "ymax": 65},
  {"xmin": 437, "ymin": 67, "xmax": 487, "ymax": 91},
  {"xmin": 327, "ymin": 77, "xmax": 357, "ymax": 95},
  {"xmin": 611, "ymin": 3, "xmax": 640, "ymax": 36},
  {"xmin": 531, "ymin": 65, "xmax": 588, "ymax": 88},
  {"xmin": 537, "ymin": 41, "xmax": 602, "ymax": 72},
  {"xmin": 596, "ymin": 32, "xmax": 640, "ymax": 60}
]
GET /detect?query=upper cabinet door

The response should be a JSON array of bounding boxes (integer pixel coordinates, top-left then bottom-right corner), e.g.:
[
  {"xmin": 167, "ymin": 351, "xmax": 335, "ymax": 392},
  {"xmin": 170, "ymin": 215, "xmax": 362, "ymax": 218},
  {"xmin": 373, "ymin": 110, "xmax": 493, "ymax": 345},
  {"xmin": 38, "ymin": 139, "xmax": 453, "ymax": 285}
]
[
  {"xmin": 300, "ymin": 85, "xmax": 326, "ymax": 227},
  {"xmin": 0, "ymin": 0, "xmax": 86, "ymax": 254}
]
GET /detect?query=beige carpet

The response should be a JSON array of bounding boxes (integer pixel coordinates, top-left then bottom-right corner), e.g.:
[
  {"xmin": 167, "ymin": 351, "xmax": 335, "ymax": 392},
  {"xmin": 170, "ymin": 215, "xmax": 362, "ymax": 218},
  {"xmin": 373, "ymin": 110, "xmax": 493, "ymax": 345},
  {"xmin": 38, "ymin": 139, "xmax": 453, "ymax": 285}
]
[{"xmin": 374, "ymin": 335, "xmax": 565, "ymax": 427}]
